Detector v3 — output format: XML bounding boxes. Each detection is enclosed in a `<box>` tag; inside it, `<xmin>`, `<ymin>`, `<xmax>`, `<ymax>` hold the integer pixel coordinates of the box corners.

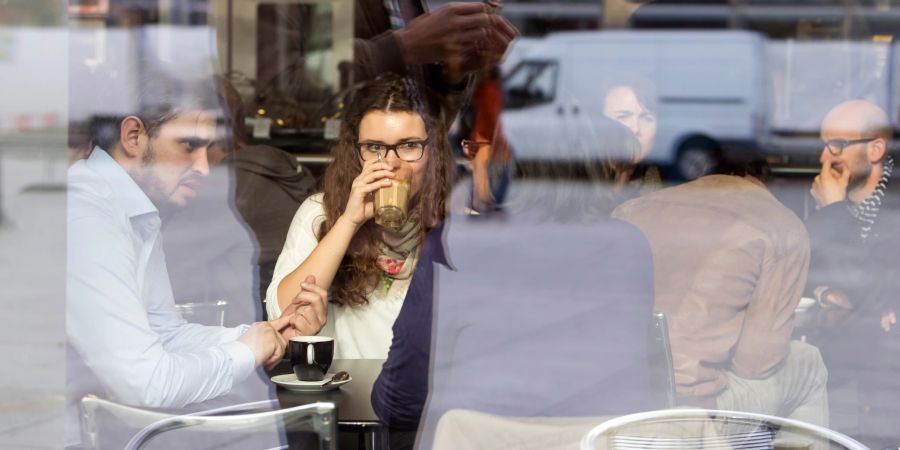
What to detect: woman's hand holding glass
<box><xmin>343</xmin><ymin>160</ymin><xmax>396</xmax><ymax>227</ymax></box>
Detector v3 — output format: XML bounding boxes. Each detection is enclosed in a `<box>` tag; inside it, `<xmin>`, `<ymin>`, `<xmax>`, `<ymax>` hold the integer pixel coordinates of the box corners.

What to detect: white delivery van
<box><xmin>501</xmin><ymin>30</ymin><xmax>770</xmax><ymax>179</ymax></box>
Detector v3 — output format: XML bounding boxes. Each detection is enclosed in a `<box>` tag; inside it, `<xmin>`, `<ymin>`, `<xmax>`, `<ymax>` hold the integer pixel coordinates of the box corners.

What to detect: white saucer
<box><xmin>271</xmin><ymin>372</ymin><xmax>351</xmax><ymax>393</ymax></box>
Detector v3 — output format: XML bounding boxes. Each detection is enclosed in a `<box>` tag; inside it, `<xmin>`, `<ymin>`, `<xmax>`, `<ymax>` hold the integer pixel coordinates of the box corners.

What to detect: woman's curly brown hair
<box><xmin>319</xmin><ymin>74</ymin><xmax>453</xmax><ymax>307</ymax></box>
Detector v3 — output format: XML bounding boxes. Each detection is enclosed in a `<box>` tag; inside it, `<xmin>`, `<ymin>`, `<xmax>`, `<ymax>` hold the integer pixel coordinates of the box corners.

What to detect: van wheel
<box><xmin>676</xmin><ymin>142</ymin><xmax>718</xmax><ymax>180</ymax></box>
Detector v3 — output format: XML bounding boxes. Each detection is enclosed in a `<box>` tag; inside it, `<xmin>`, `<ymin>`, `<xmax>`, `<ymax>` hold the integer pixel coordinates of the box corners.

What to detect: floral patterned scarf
<box><xmin>375</xmin><ymin>216</ymin><xmax>422</xmax><ymax>282</ymax></box>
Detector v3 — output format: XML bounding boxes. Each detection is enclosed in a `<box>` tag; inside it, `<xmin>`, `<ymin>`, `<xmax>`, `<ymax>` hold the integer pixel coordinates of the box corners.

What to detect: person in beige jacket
<box><xmin>612</xmin><ymin>173</ymin><xmax>829</xmax><ymax>426</ymax></box>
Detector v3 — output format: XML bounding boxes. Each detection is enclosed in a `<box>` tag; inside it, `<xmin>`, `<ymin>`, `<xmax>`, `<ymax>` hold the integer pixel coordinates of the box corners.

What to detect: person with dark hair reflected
<box><xmin>602</xmin><ymin>77</ymin><xmax>657</xmax><ymax>162</ymax></box>
<box><xmin>398</xmin><ymin>118</ymin><xmax>660</xmax><ymax>448</ymax></box>
<box><xmin>601</xmin><ymin>75</ymin><xmax>664</xmax><ymax>194</ymax></box>
<box><xmin>161</xmin><ymin>75</ymin><xmax>267</xmax><ymax>329</ymax></box>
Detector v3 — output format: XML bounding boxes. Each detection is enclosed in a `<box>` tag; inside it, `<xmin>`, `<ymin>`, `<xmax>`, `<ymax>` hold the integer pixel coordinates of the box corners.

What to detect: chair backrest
<box><xmin>174</xmin><ymin>299</ymin><xmax>228</xmax><ymax>326</ymax></box>
<box><xmin>646</xmin><ymin>312</ymin><xmax>677</xmax><ymax>408</ymax></box>
<box><xmin>80</xmin><ymin>396</ymin><xmax>337</xmax><ymax>450</ymax></box>
<box><xmin>80</xmin><ymin>395</ymin><xmax>174</xmax><ymax>450</ymax></box>
<box><xmin>127</xmin><ymin>400</ymin><xmax>336</xmax><ymax>450</ymax></box>
<box><xmin>580</xmin><ymin>409</ymin><xmax>869</xmax><ymax>450</ymax></box>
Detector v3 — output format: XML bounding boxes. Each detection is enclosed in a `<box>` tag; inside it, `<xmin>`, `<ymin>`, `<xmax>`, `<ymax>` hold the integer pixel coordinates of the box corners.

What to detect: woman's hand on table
<box><xmin>278</xmin><ymin>275</ymin><xmax>328</xmax><ymax>339</ymax></box>
<box><xmin>343</xmin><ymin>160</ymin><xmax>395</xmax><ymax>227</ymax></box>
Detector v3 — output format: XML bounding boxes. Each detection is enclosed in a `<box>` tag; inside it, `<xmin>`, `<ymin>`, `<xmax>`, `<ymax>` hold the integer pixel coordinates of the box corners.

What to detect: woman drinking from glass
<box><xmin>265</xmin><ymin>75</ymin><xmax>453</xmax><ymax>359</ymax></box>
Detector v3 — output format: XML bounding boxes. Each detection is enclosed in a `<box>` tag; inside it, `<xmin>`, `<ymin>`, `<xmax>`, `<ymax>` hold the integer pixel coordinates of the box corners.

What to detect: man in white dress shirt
<box><xmin>66</xmin><ymin>78</ymin><xmax>327</xmax><ymax>447</ymax></box>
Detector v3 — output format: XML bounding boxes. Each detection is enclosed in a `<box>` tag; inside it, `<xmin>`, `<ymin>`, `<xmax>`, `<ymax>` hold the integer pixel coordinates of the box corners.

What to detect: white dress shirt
<box><xmin>66</xmin><ymin>149</ymin><xmax>256</xmax><ymax>445</ymax></box>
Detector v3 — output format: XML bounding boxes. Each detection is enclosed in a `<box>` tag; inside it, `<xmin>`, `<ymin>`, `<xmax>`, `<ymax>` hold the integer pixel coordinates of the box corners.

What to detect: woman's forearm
<box><xmin>276</xmin><ymin>215</ymin><xmax>360</xmax><ymax>313</ymax></box>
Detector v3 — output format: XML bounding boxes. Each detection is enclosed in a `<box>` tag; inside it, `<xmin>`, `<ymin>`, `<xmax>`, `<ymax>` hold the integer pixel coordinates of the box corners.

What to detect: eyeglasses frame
<box><xmin>824</xmin><ymin>137</ymin><xmax>878</xmax><ymax>156</ymax></box>
<box><xmin>356</xmin><ymin>139</ymin><xmax>429</xmax><ymax>162</ymax></box>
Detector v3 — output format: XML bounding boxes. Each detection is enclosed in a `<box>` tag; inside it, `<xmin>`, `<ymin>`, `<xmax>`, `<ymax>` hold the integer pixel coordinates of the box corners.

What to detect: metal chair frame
<box><xmin>648</xmin><ymin>312</ymin><xmax>677</xmax><ymax>408</ymax></box>
<box><xmin>581</xmin><ymin>408</ymin><xmax>868</xmax><ymax>450</ymax></box>
<box><xmin>80</xmin><ymin>396</ymin><xmax>337</xmax><ymax>450</ymax></box>
<box><xmin>80</xmin><ymin>395</ymin><xmax>172</xmax><ymax>450</ymax></box>
<box><xmin>174</xmin><ymin>299</ymin><xmax>228</xmax><ymax>326</ymax></box>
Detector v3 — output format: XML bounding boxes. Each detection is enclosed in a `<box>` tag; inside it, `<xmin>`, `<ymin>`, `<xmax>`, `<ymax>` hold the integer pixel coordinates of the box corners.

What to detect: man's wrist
<box><xmin>821</xmin><ymin>194</ymin><xmax>846</xmax><ymax>207</ymax></box>
<box><xmin>223</xmin><ymin>340</ymin><xmax>258</xmax><ymax>378</ymax></box>
<box><xmin>815</xmin><ymin>193</ymin><xmax>846</xmax><ymax>209</ymax></box>
<box><xmin>393</xmin><ymin>29</ymin><xmax>418</xmax><ymax>66</ymax></box>
<box><xmin>235</xmin><ymin>323</ymin><xmax>251</xmax><ymax>338</ymax></box>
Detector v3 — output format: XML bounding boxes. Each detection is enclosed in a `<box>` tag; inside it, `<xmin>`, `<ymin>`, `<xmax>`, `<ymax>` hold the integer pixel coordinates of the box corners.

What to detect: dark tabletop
<box><xmin>270</xmin><ymin>359</ymin><xmax>386</xmax><ymax>427</ymax></box>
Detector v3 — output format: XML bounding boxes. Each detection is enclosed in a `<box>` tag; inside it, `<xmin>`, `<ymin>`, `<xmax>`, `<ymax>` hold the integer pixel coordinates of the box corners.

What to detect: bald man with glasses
<box><xmin>805</xmin><ymin>99</ymin><xmax>900</xmax><ymax>448</ymax></box>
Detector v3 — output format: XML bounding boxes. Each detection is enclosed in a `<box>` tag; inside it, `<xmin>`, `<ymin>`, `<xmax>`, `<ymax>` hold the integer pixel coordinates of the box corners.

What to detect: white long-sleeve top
<box><xmin>265</xmin><ymin>193</ymin><xmax>410</xmax><ymax>359</ymax></box>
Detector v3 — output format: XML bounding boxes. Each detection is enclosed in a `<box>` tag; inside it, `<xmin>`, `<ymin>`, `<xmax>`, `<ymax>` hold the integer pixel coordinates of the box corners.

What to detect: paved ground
<box><xmin>0</xmin><ymin>135</ymin><xmax>67</xmax><ymax>449</ymax></box>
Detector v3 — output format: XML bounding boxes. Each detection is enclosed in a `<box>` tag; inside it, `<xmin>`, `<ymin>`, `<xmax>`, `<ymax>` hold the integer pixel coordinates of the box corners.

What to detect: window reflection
<box><xmin>4</xmin><ymin>0</ymin><xmax>900</xmax><ymax>448</ymax></box>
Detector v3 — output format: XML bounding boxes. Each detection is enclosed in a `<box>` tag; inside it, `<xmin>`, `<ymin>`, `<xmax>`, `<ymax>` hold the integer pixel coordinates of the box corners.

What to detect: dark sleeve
<box><xmin>352</xmin><ymin>0</ymin><xmax>407</xmax><ymax>82</ymax></box>
<box><xmin>805</xmin><ymin>201</ymin><xmax>855</xmax><ymax>252</ymax></box>
<box><xmin>804</xmin><ymin>201</ymin><xmax>858</xmax><ymax>295</ymax></box>
<box><xmin>428</xmin><ymin>65</ymin><xmax>473</xmax><ymax>129</ymax></box>
<box><xmin>370</xmin><ymin>230</ymin><xmax>440</xmax><ymax>430</ymax></box>
<box><xmin>353</xmin><ymin>34</ymin><xmax>470</xmax><ymax>129</ymax></box>
<box><xmin>353</xmin><ymin>31</ymin><xmax>408</xmax><ymax>82</ymax></box>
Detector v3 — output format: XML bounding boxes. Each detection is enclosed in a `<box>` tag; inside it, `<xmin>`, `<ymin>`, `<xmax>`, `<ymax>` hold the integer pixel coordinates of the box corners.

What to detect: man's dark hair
<box><xmin>91</xmin><ymin>70</ymin><xmax>222</xmax><ymax>152</ymax></box>
<box><xmin>713</xmin><ymin>158</ymin><xmax>772</xmax><ymax>183</ymax></box>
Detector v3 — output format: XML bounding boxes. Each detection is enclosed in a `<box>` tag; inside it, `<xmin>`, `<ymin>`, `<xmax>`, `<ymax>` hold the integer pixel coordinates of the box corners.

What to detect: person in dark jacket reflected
<box><xmin>373</xmin><ymin>118</ymin><xmax>661</xmax><ymax>449</ymax></box>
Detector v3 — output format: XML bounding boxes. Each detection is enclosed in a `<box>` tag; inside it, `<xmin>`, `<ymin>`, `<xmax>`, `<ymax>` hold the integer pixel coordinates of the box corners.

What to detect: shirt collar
<box><xmin>86</xmin><ymin>147</ymin><xmax>158</xmax><ymax>219</ymax></box>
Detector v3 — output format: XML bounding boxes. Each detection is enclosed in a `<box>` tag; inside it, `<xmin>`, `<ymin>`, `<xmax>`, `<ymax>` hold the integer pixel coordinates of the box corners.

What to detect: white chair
<box><xmin>581</xmin><ymin>409</ymin><xmax>869</xmax><ymax>450</ymax></box>
<box><xmin>174</xmin><ymin>299</ymin><xmax>228</xmax><ymax>326</ymax></box>
<box><xmin>80</xmin><ymin>395</ymin><xmax>172</xmax><ymax>449</ymax></box>
<box><xmin>80</xmin><ymin>395</ymin><xmax>337</xmax><ymax>450</ymax></box>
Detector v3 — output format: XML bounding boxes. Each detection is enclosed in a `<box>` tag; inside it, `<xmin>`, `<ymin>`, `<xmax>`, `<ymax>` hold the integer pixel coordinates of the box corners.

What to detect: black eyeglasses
<box><xmin>357</xmin><ymin>140</ymin><xmax>428</xmax><ymax>162</ymax></box>
<box><xmin>824</xmin><ymin>137</ymin><xmax>877</xmax><ymax>156</ymax></box>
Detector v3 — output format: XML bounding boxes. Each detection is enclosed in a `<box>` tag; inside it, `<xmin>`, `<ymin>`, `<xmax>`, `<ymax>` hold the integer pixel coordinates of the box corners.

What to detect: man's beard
<box><xmin>129</xmin><ymin>141</ymin><xmax>173</xmax><ymax>213</ymax></box>
<box><xmin>142</xmin><ymin>140</ymin><xmax>155</xmax><ymax>166</ymax></box>
<box><xmin>847</xmin><ymin>152</ymin><xmax>873</xmax><ymax>194</ymax></box>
